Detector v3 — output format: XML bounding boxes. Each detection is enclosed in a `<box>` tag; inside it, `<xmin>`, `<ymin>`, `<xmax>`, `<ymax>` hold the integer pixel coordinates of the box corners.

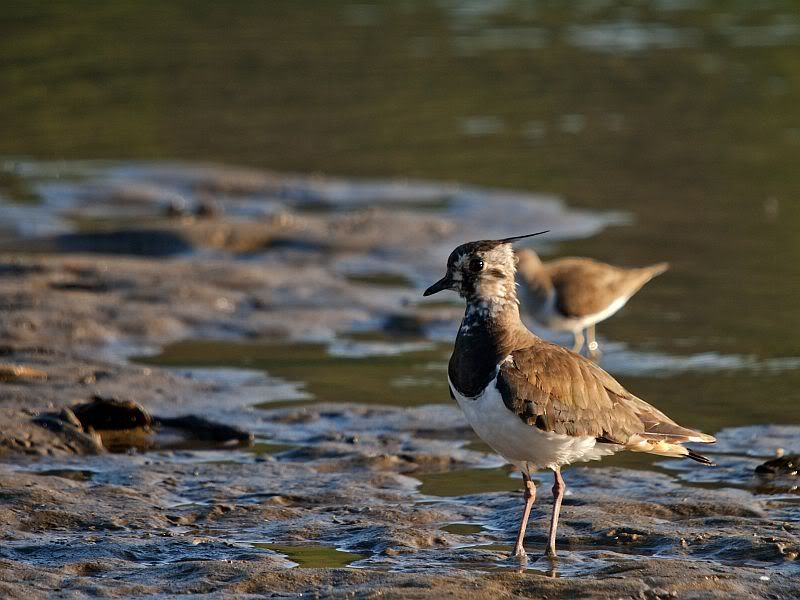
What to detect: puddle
<box><xmin>141</xmin><ymin>339</ymin><xmax>451</xmax><ymax>409</ymax></box>
<box><xmin>417</xmin><ymin>467</ymin><xmax>522</xmax><ymax>497</ymax></box>
<box><xmin>97</xmin><ymin>426</ymin><xmax>253</xmax><ymax>454</ymax></box>
<box><xmin>247</xmin><ymin>441</ymin><xmax>298</xmax><ymax>456</ymax></box>
<box><xmin>252</xmin><ymin>543</ymin><xmax>365</xmax><ymax>568</ymax></box>
<box><xmin>441</xmin><ymin>523</ymin><xmax>484</xmax><ymax>535</ymax></box>
<box><xmin>463</xmin><ymin>439</ymin><xmax>493</xmax><ymax>454</ymax></box>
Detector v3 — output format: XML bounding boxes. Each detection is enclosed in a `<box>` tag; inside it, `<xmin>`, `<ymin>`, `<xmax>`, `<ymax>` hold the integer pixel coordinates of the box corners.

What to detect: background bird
<box><xmin>425</xmin><ymin>235</ymin><xmax>714</xmax><ymax>559</ymax></box>
<box><xmin>516</xmin><ymin>248</ymin><xmax>668</xmax><ymax>358</ymax></box>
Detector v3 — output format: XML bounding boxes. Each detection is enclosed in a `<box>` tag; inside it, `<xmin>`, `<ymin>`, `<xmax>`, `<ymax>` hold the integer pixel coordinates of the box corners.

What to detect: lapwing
<box><xmin>424</xmin><ymin>234</ymin><xmax>714</xmax><ymax>558</ymax></box>
<box><xmin>516</xmin><ymin>248</ymin><xmax>668</xmax><ymax>358</ymax></box>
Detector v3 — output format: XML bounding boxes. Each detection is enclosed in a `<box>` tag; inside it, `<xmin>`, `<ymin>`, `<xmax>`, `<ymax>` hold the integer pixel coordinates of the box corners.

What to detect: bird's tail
<box><xmin>625</xmin><ymin>435</ymin><xmax>716</xmax><ymax>466</ymax></box>
<box><xmin>631</xmin><ymin>262</ymin><xmax>669</xmax><ymax>288</ymax></box>
<box><xmin>644</xmin><ymin>262</ymin><xmax>670</xmax><ymax>278</ymax></box>
<box><xmin>686</xmin><ymin>447</ymin><xmax>715</xmax><ymax>465</ymax></box>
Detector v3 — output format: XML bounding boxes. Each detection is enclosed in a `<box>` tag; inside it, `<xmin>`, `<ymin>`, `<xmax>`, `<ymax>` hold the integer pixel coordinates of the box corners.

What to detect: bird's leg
<box><xmin>546</xmin><ymin>467</ymin><xmax>566</xmax><ymax>558</ymax></box>
<box><xmin>571</xmin><ymin>329</ymin><xmax>585</xmax><ymax>355</ymax></box>
<box><xmin>587</xmin><ymin>324</ymin><xmax>600</xmax><ymax>360</ymax></box>
<box><xmin>512</xmin><ymin>472</ymin><xmax>536</xmax><ymax>558</ymax></box>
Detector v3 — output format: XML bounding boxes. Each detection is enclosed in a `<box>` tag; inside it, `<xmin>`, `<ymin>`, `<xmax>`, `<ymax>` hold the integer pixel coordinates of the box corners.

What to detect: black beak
<box><xmin>423</xmin><ymin>275</ymin><xmax>453</xmax><ymax>296</ymax></box>
<box><xmin>497</xmin><ymin>230</ymin><xmax>550</xmax><ymax>244</ymax></box>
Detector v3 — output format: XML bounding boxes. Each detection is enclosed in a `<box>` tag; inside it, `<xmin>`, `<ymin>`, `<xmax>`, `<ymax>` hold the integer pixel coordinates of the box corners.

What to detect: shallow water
<box><xmin>251</xmin><ymin>544</ymin><xmax>366</xmax><ymax>568</ymax></box>
<box><xmin>140</xmin><ymin>339</ymin><xmax>451</xmax><ymax>409</ymax></box>
<box><xmin>142</xmin><ymin>331</ymin><xmax>800</xmax><ymax>435</ymax></box>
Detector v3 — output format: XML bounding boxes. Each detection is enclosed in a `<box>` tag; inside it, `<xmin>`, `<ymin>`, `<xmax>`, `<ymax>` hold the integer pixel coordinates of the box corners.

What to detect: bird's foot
<box><xmin>510</xmin><ymin>547</ymin><xmax>528</xmax><ymax>570</ymax></box>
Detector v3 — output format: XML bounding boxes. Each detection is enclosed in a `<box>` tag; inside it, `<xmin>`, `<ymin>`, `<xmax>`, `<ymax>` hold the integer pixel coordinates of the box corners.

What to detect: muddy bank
<box><xmin>0</xmin><ymin>162</ymin><xmax>798</xmax><ymax>598</ymax></box>
<box><xmin>1</xmin><ymin>416</ymin><xmax>798</xmax><ymax>597</ymax></box>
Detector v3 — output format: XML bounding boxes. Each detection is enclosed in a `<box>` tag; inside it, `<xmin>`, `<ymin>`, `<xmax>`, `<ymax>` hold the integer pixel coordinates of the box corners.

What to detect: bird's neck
<box><xmin>449</xmin><ymin>290</ymin><xmax>535</xmax><ymax>397</ymax></box>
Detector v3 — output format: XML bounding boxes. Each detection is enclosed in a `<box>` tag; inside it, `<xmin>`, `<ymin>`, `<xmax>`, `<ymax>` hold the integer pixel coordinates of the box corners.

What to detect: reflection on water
<box><xmin>252</xmin><ymin>543</ymin><xmax>365</xmax><ymax>568</ymax></box>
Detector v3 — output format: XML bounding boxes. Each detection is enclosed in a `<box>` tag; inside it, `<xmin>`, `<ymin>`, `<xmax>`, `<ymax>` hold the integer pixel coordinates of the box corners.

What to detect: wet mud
<box><xmin>0</xmin><ymin>161</ymin><xmax>798</xmax><ymax>598</ymax></box>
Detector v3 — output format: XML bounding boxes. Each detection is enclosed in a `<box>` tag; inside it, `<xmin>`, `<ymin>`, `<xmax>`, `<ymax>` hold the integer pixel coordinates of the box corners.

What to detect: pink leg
<box><xmin>546</xmin><ymin>467</ymin><xmax>565</xmax><ymax>558</ymax></box>
<box><xmin>571</xmin><ymin>329</ymin><xmax>585</xmax><ymax>354</ymax></box>
<box><xmin>512</xmin><ymin>472</ymin><xmax>536</xmax><ymax>558</ymax></box>
<box><xmin>587</xmin><ymin>324</ymin><xmax>601</xmax><ymax>360</ymax></box>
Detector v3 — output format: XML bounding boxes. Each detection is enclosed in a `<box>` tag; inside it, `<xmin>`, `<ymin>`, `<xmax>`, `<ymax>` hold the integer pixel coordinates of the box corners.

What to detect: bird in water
<box><xmin>424</xmin><ymin>234</ymin><xmax>714</xmax><ymax>558</ymax></box>
<box><xmin>516</xmin><ymin>248</ymin><xmax>668</xmax><ymax>358</ymax></box>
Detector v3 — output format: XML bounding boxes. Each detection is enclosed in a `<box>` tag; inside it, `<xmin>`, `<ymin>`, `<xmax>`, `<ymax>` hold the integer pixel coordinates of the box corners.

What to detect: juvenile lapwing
<box><xmin>424</xmin><ymin>234</ymin><xmax>714</xmax><ymax>558</ymax></box>
<box><xmin>516</xmin><ymin>248</ymin><xmax>668</xmax><ymax>358</ymax></box>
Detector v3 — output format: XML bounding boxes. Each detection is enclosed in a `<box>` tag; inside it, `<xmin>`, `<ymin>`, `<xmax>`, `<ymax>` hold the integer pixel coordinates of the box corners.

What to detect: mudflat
<box><xmin>0</xmin><ymin>162</ymin><xmax>797</xmax><ymax>598</ymax></box>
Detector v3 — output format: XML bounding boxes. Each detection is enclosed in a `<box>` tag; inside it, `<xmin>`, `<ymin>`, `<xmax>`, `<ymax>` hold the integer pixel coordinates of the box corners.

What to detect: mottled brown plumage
<box><xmin>551</xmin><ymin>258</ymin><xmax>667</xmax><ymax>317</ymax></box>
<box><xmin>424</xmin><ymin>236</ymin><xmax>714</xmax><ymax>559</ymax></box>
<box><xmin>516</xmin><ymin>249</ymin><xmax>668</xmax><ymax>356</ymax></box>
<box><xmin>498</xmin><ymin>340</ymin><xmax>715</xmax><ymax>449</ymax></box>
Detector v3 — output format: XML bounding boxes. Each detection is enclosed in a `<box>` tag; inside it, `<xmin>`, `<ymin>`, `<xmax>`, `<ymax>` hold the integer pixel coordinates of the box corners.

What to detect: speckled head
<box><xmin>423</xmin><ymin>232</ymin><xmax>548</xmax><ymax>303</ymax></box>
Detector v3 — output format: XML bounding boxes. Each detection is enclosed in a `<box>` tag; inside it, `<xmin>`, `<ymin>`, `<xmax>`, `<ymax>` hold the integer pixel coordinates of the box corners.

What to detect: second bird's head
<box><xmin>423</xmin><ymin>232</ymin><xmax>548</xmax><ymax>302</ymax></box>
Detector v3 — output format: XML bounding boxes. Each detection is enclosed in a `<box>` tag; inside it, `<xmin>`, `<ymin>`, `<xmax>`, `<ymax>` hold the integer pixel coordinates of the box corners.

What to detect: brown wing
<box><xmin>497</xmin><ymin>341</ymin><xmax>715</xmax><ymax>449</ymax></box>
<box><xmin>497</xmin><ymin>341</ymin><xmax>642</xmax><ymax>441</ymax></box>
<box><xmin>547</xmin><ymin>258</ymin><xmax>667</xmax><ymax>318</ymax></box>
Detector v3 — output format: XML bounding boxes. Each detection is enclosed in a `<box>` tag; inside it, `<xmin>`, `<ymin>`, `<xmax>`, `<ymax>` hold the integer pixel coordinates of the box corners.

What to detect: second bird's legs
<box><xmin>571</xmin><ymin>329</ymin><xmax>584</xmax><ymax>354</ymax></box>
<box><xmin>586</xmin><ymin>324</ymin><xmax>600</xmax><ymax>359</ymax></box>
<box><xmin>546</xmin><ymin>467</ymin><xmax>566</xmax><ymax>558</ymax></box>
<box><xmin>513</xmin><ymin>472</ymin><xmax>536</xmax><ymax>558</ymax></box>
<box><xmin>573</xmin><ymin>326</ymin><xmax>600</xmax><ymax>359</ymax></box>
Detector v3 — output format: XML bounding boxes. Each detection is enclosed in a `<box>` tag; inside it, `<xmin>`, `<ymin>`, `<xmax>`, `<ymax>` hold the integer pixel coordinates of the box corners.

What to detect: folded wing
<box><xmin>497</xmin><ymin>341</ymin><xmax>715</xmax><ymax>462</ymax></box>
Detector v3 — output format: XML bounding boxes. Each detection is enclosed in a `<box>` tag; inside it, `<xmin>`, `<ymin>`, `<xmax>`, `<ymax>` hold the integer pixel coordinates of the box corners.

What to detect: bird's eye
<box><xmin>469</xmin><ymin>258</ymin><xmax>484</xmax><ymax>272</ymax></box>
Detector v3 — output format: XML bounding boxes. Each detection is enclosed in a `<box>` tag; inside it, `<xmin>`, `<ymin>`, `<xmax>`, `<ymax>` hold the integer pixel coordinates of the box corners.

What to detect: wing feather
<box><xmin>497</xmin><ymin>341</ymin><xmax>715</xmax><ymax>449</ymax></box>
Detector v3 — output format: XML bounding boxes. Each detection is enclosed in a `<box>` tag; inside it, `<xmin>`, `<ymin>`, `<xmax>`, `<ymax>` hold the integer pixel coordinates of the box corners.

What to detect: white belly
<box><xmin>449</xmin><ymin>372</ymin><xmax>618</xmax><ymax>471</ymax></box>
<box><xmin>534</xmin><ymin>292</ymin><xmax>630</xmax><ymax>333</ymax></box>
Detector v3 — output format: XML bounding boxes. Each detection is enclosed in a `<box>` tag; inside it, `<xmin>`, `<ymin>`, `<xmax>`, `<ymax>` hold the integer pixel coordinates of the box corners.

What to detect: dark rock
<box><xmin>155</xmin><ymin>415</ymin><xmax>253</xmax><ymax>445</ymax></box>
<box><xmin>756</xmin><ymin>454</ymin><xmax>800</xmax><ymax>476</ymax></box>
<box><xmin>71</xmin><ymin>396</ymin><xmax>153</xmax><ymax>431</ymax></box>
<box><xmin>194</xmin><ymin>200</ymin><xmax>222</xmax><ymax>218</ymax></box>
<box><xmin>32</xmin><ymin>414</ymin><xmax>105</xmax><ymax>454</ymax></box>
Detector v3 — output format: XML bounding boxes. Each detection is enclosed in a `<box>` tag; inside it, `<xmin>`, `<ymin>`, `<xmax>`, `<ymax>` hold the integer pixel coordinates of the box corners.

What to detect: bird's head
<box><xmin>515</xmin><ymin>247</ymin><xmax>544</xmax><ymax>277</ymax></box>
<box><xmin>423</xmin><ymin>232</ymin><xmax>548</xmax><ymax>303</ymax></box>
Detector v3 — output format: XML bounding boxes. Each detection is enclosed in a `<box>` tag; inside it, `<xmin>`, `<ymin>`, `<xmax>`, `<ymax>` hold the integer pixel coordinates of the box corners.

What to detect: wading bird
<box><xmin>516</xmin><ymin>248</ymin><xmax>668</xmax><ymax>358</ymax></box>
<box><xmin>424</xmin><ymin>234</ymin><xmax>714</xmax><ymax>558</ymax></box>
